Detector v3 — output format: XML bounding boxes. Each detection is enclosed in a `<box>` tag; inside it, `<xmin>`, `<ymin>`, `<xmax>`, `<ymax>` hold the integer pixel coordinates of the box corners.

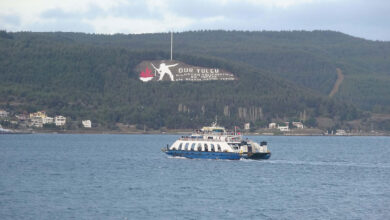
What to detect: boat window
<box><xmin>178</xmin><ymin>143</ymin><xmax>183</xmax><ymax>150</ymax></box>
<box><xmin>204</xmin><ymin>144</ymin><xmax>208</xmax><ymax>152</ymax></box>
<box><xmin>185</xmin><ymin>143</ymin><xmax>189</xmax><ymax>151</ymax></box>
<box><xmin>228</xmin><ymin>144</ymin><xmax>238</xmax><ymax>150</ymax></box>
<box><xmin>217</xmin><ymin>144</ymin><xmax>221</xmax><ymax>152</ymax></box>
<box><xmin>211</xmin><ymin>144</ymin><xmax>215</xmax><ymax>152</ymax></box>
<box><xmin>197</xmin><ymin>143</ymin><xmax>202</xmax><ymax>151</ymax></box>
<box><xmin>191</xmin><ymin>143</ymin><xmax>196</xmax><ymax>151</ymax></box>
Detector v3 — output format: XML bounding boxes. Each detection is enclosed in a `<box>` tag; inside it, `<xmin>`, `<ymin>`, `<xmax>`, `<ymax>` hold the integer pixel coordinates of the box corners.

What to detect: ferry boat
<box><xmin>162</xmin><ymin>123</ymin><xmax>271</xmax><ymax>160</ymax></box>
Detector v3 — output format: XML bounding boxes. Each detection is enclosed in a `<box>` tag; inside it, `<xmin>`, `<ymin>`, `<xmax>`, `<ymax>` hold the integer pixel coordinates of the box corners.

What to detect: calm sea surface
<box><xmin>0</xmin><ymin>134</ymin><xmax>389</xmax><ymax>219</ymax></box>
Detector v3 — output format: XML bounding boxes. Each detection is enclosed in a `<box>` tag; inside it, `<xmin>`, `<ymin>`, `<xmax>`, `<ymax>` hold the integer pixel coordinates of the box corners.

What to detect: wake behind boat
<box><xmin>162</xmin><ymin>122</ymin><xmax>271</xmax><ymax>160</ymax></box>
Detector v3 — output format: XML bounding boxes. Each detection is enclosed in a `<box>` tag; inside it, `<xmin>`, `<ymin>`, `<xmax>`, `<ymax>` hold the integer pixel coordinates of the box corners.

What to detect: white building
<box><xmin>31</xmin><ymin>116</ymin><xmax>43</xmax><ymax>127</ymax></box>
<box><xmin>42</xmin><ymin>117</ymin><xmax>54</xmax><ymax>124</ymax></box>
<box><xmin>335</xmin><ymin>129</ymin><xmax>347</xmax><ymax>136</ymax></box>
<box><xmin>268</xmin><ymin>123</ymin><xmax>276</xmax><ymax>129</ymax></box>
<box><xmin>16</xmin><ymin>114</ymin><xmax>28</xmax><ymax>121</ymax></box>
<box><xmin>0</xmin><ymin>110</ymin><xmax>9</xmax><ymax>118</ymax></box>
<box><xmin>82</xmin><ymin>120</ymin><xmax>92</xmax><ymax>128</ymax></box>
<box><xmin>276</xmin><ymin>122</ymin><xmax>290</xmax><ymax>131</ymax></box>
<box><xmin>278</xmin><ymin>125</ymin><xmax>289</xmax><ymax>132</ymax></box>
<box><xmin>292</xmin><ymin>122</ymin><xmax>304</xmax><ymax>129</ymax></box>
<box><xmin>55</xmin><ymin>115</ymin><xmax>66</xmax><ymax>126</ymax></box>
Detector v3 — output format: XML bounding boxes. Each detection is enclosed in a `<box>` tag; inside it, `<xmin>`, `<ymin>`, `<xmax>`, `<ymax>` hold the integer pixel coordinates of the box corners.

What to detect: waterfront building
<box><xmin>82</xmin><ymin>120</ymin><xmax>92</xmax><ymax>128</ymax></box>
<box><xmin>31</xmin><ymin>116</ymin><xmax>43</xmax><ymax>127</ymax></box>
<box><xmin>55</xmin><ymin>116</ymin><xmax>66</xmax><ymax>126</ymax></box>
<box><xmin>42</xmin><ymin>117</ymin><xmax>54</xmax><ymax>124</ymax></box>
<box><xmin>29</xmin><ymin>111</ymin><xmax>47</xmax><ymax>119</ymax></box>
<box><xmin>292</xmin><ymin>122</ymin><xmax>304</xmax><ymax>129</ymax></box>
<box><xmin>278</xmin><ymin>125</ymin><xmax>289</xmax><ymax>132</ymax></box>
<box><xmin>335</xmin><ymin>129</ymin><xmax>347</xmax><ymax>135</ymax></box>
<box><xmin>0</xmin><ymin>110</ymin><xmax>9</xmax><ymax>118</ymax></box>
<box><xmin>268</xmin><ymin>123</ymin><xmax>276</xmax><ymax>129</ymax></box>
<box><xmin>16</xmin><ymin>114</ymin><xmax>29</xmax><ymax>121</ymax></box>
<box><xmin>277</xmin><ymin>122</ymin><xmax>290</xmax><ymax>131</ymax></box>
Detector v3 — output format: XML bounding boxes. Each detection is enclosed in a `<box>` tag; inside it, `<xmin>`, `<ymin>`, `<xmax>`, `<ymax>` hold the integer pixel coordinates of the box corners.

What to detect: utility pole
<box><xmin>170</xmin><ymin>32</ymin><xmax>173</xmax><ymax>60</ymax></box>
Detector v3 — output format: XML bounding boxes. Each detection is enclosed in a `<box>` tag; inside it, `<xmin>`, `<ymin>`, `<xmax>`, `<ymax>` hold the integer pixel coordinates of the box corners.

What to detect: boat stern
<box><xmin>248</xmin><ymin>152</ymin><xmax>271</xmax><ymax>160</ymax></box>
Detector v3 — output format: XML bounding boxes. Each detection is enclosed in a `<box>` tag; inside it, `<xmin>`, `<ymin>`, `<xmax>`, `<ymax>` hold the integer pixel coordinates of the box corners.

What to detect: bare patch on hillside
<box><xmin>329</xmin><ymin>68</ymin><xmax>344</xmax><ymax>98</ymax></box>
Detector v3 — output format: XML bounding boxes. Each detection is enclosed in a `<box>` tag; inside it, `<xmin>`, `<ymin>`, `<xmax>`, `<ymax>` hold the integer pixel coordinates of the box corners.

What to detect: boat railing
<box><xmin>179</xmin><ymin>136</ymin><xmax>243</xmax><ymax>143</ymax></box>
<box><xmin>193</xmin><ymin>130</ymin><xmax>242</xmax><ymax>135</ymax></box>
<box><xmin>179</xmin><ymin>137</ymin><xmax>223</xmax><ymax>142</ymax></box>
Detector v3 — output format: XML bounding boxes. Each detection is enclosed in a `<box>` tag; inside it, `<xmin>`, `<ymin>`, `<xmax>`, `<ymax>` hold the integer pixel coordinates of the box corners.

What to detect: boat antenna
<box><xmin>211</xmin><ymin>116</ymin><xmax>218</xmax><ymax>127</ymax></box>
<box><xmin>170</xmin><ymin>31</ymin><xmax>173</xmax><ymax>61</ymax></box>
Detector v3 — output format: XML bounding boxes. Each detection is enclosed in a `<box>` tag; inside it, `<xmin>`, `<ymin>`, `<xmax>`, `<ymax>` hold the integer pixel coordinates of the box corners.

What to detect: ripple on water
<box><xmin>0</xmin><ymin>134</ymin><xmax>389</xmax><ymax>220</ymax></box>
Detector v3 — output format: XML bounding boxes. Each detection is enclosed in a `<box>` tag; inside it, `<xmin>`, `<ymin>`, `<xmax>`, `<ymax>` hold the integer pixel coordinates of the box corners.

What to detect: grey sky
<box><xmin>0</xmin><ymin>0</ymin><xmax>389</xmax><ymax>41</ymax></box>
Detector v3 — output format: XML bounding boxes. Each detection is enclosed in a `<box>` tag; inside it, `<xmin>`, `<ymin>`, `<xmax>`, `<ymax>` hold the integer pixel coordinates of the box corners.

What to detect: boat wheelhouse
<box><xmin>162</xmin><ymin>123</ymin><xmax>271</xmax><ymax>160</ymax></box>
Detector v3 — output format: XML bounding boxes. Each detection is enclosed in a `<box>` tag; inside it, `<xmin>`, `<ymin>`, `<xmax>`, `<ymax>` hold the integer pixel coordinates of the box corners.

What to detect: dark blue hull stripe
<box><xmin>165</xmin><ymin>150</ymin><xmax>270</xmax><ymax>160</ymax></box>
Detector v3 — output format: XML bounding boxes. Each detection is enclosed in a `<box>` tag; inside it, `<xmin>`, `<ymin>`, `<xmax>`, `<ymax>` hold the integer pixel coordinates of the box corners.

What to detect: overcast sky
<box><xmin>1</xmin><ymin>0</ymin><xmax>389</xmax><ymax>41</ymax></box>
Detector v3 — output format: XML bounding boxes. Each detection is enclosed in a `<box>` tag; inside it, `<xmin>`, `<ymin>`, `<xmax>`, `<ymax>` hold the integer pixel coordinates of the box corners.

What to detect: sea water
<box><xmin>0</xmin><ymin>134</ymin><xmax>389</xmax><ymax>219</ymax></box>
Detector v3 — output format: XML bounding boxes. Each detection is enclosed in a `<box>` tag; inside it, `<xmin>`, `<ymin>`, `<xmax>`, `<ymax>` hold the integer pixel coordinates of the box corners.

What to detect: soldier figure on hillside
<box><xmin>151</xmin><ymin>62</ymin><xmax>178</xmax><ymax>81</ymax></box>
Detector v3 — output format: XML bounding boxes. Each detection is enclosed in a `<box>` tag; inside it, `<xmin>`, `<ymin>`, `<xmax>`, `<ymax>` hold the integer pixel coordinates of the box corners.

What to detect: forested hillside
<box><xmin>13</xmin><ymin>30</ymin><xmax>387</xmax><ymax>112</ymax></box>
<box><xmin>1</xmin><ymin>30</ymin><xmax>388</xmax><ymax>130</ymax></box>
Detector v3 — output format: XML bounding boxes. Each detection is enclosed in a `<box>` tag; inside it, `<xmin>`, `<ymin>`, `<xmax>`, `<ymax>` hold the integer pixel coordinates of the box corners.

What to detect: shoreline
<box><xmin>3</xmin><ymin>129</ymin><xmax>389</xmax><ymax>136</ymax></box>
